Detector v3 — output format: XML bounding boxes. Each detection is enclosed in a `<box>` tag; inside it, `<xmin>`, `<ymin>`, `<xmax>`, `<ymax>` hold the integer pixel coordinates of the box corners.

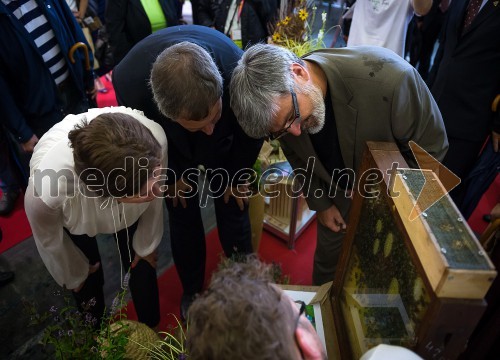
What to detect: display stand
<box><xmin>260</xmin><ymin>161</ymin><xmax>316</xmax><ymax>249</ymax></box>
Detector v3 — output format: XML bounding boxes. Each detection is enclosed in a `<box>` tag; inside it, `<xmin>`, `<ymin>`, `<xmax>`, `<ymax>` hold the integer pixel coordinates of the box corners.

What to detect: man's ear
<box><xmin>291</xmin><ymin>63</ymin><xmax>310</xmax><ymax>83</ymax></box>
<box><xmin>295</xmin><ymin>326</ymin><xmax>324</xmax><ymax>360</ymax></box>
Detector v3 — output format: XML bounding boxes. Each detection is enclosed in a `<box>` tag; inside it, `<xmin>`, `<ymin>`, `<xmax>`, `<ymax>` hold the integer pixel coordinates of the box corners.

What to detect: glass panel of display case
<box><xmin>338</xmin><ymin>183</ymin><xmax>431</xmax><ymax>358</ymax></box>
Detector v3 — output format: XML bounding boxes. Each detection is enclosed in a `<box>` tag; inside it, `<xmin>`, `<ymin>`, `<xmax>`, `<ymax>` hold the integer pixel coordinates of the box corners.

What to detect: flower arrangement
<box><xmin>270</xmin><ymin>0</ymin><xmax>332</xmax><ymax>57</ymax></box>
<box><xmin>23</xmin><ymin>273</ymin><xmax>134</xmax><ymax>359</ymax></box>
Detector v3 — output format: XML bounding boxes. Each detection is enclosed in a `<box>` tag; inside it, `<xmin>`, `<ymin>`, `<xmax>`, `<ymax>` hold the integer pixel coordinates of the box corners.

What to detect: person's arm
<box><xmin>24</xmin><ymin>182</ymin><xmax>90</xmax><ymax>290</ymax></box>
<box><xmin>252</xmin><ymin>0</ymin><xmax>276</xmax><ymax>36</ymax></box>
<box><xmin>279</xmin><ymin>141</ymin><xmax>347</xmax><ymax>233</ymax></box>
<box><xmin>411</xmin><ymin>0</ymin><xmax>432</xmax><ymax>16</ymax></box>
<box><xmin>197</xmin><ymin>0</ymin><xmax>215</xmax><ymax>27</ymax></box>
<box><xmin>391</xmin><ymin>66</ymin><xmax>449</xmax><ymax>164</ymax></box>
<box><xmin>0</xmin><ymin>74</ymin><xmax>36</xmax><ymax>150</ymax></box>
<box><xmin>106</xmin><ymin>0</ymin><xmax>133</xmax><ymax>64</ymax></box>
<box><xmin>78</xmin><ymin>0</ymin><xmax>88</xmax><ymax>20</ymax></box>
<box><xmin>225</xmin><ymin>120</ymin><xmax>263</xmax><ymax>187</ymax></box>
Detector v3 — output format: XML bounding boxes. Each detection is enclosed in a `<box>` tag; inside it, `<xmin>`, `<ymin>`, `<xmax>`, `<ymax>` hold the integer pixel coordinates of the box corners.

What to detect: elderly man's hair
<box><xmin>150</xmin><ymin>42</ymin><xmax>223</xmax><ymax>121</ymax></box>
<box><xmin>187</xmin><ymin>256</ymin><xmax>298</xmax><ymax>359</ymax></box>
<box><xmin>230</xmin><ymin>44</ymin><xmax>304</xmax><ymax>138</ymax></box>
<box><xmin>68</xmin><ymin>113</ymin><xmax>162</xmax><ymax>198</ymax></box>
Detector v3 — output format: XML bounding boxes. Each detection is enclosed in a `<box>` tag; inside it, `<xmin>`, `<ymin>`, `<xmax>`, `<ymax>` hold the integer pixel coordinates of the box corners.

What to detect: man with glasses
<box><xmin>112</xmin><ymin>25</ymin><xmax>263</xmax><ymax>320</ymax></box>
<box><xmin>230</xmin><ymin>44</ymin><xmax>448</xmax><ymax>286</ymax></box>
<box><xmin>187</xmin><ymin>257</ymin><xmax>328</xmax><ymax>360</ymax></box>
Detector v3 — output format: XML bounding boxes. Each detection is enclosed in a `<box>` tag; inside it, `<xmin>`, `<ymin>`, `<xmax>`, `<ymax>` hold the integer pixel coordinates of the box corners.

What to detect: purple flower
<box><xmin>123</xmin><ymin>273</ymin><xmax>130</xmax><ymax>288</ymax></box>
<box><xmin>57</xmin><ymin>330</ymin><xmax>64</xmax><ymax>338</ymax></box>
<box><xmin>111</xmin><ymin>296</ymin><xmax>120</xmax><ymax>313</ymax></box>
<box><xmin>67</xmin><ymin>330</ymin><xmax>74</xmax><ymax>336</ymax></box>
<box><xmin>88</xmin><ymin>298</ymin><xmax>97</xmax><ymax>307</ymax></box>
<box><xmin>54</xmin><ymin>316</ymin><xmax>60</xmax><ymax>322</ymax></box>
<box><xmin>85</xmin><ymin>313</ymin><xmax>93</xmax><ymax>323</ymax></box>
<box><xmin>49</xmin><ymin>306</ymin><xmax>58</xmax><ymax>313</ymax></box>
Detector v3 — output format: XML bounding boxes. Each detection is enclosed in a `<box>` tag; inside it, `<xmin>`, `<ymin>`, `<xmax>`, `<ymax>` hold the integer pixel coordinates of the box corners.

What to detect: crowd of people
<box><xmin>1</xmin><ymin>0</ymin><xmax>498</xmax><ymax>358</ymax></box>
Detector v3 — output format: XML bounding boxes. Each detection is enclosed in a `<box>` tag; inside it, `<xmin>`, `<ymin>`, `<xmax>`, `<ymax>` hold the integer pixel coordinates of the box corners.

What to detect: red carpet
<box><xmin>95</xmin><ymin>73</ymin><xmax>118</xmax><ymax>108</ymax></box>
<box><xmin>0</xmin><ymin>191</ymin><xmax>32</xmax><ymax>254</ymax></box>
<box><xmin>125</xmin><ymin>222</ymin><xmax>317</xmax><ymax>331</ymax></box>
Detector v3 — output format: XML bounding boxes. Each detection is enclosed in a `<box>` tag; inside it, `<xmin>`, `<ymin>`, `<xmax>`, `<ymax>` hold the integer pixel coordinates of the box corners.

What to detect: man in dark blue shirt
<box><xmin>113</xmin><ymin>25</ymin><xmax>263</xmax><ymax>319</ymax></box>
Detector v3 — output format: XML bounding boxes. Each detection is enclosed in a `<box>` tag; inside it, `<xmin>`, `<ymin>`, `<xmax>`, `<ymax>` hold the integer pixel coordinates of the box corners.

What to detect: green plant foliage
<box><xmin>271</xmin><ymin>0</ymin><xmax>335</xmax><ymax>57</ymax></box>
<box><xmin>133</xmin><ymin>315</ymin><xmax>188</xmax><ymax>360</ymax></box>
<box><xmin>23</xmin><ymin>273</ymin><xmax>132</xmax><ymax>359</ymax></box>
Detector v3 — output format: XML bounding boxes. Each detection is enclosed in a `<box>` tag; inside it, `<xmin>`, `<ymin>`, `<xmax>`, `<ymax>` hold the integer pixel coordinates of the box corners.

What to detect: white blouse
<box><xmin>24</xmin><ymin>107</ymin><xmax>168</xmax><ymax>290</ymax></box>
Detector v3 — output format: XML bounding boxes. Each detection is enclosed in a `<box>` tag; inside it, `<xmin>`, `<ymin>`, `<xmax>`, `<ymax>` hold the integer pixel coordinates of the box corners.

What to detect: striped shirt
<box><xmin>2</xmin><ymin>0</ymin><xmax>69</xmax><ymax>85</ymax></box>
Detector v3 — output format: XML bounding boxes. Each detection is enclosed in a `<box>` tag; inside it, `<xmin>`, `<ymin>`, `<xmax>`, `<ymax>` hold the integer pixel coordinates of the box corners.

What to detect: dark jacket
<box><xmin>106</xmin><ymin>0</ymin><xmax>179</xmax><ymax>65</ymax></box>
<box><xmin>112</xmin><ymin>25</ymin><xmax>263</xmax><ymax>180</ymax></box>
<box><xmin>428</xmin><ymin>0</ymin><xmax>500</xmax><ymax>141</ymax></box>
<box><xmin>198</xmin><ymin>0</ymin><xmax>278</xmax><ymax>48</ymax></box>
<box><xmin>0</xmin><ymin>0</ymin><xmax>94</xmax><ymax>144</ymax></box>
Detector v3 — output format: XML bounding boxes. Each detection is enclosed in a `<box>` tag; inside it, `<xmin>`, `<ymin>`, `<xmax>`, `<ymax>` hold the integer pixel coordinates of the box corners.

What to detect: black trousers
<box><xmin>67</xmin><ymin>221</ymin><xmax>160</xmax><ymax>328</ymax></box>
<box><xmin>166</xmin><ymin>175</ymin><xmax>252</xmax><ymax>296</ymax></box>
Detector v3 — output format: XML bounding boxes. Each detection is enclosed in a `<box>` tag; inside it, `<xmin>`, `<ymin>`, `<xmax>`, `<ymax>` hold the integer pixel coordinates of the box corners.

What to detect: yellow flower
<box><xmin>298</xmin><ymin>8</ymin><xmax>308</xmax><ymax>21</ymax></box>
<box><xmin>282</xmin><ymin>16</ymin><xmax>290</xmax><ymax>25</ymax></box>
<box><xmin>272</xmin><ymin>33</ymin><xmax>282</xmax><ymax>42</ymax></box>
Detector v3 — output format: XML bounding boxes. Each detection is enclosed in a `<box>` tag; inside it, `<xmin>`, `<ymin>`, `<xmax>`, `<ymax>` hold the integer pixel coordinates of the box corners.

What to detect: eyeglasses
<box><xmin>270</xmin><ymin>89</ymin><xmax>301</xmax><ymax>140</ymax></box>
<box><xmin>294</xmin><ymin>300</ymin><xmax>306</xmax><ymax>359</ymax></box>
<box><xmin>294</xmin><ymin>300</ymin><xmax>306</xmax><ymax>327</ymax></box>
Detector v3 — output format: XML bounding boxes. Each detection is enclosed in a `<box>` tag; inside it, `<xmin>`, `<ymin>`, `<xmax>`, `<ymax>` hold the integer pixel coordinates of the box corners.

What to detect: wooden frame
<box><xmin>330</xmin><ymin>142</ymin><xmax>496</xmax><ymax>359</ymax></box>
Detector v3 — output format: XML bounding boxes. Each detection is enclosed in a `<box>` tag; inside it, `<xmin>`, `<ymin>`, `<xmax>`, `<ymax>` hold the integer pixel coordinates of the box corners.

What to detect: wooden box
<box><xmin>262</xmin><ymin>161</ymin><xmax>316</xmax><ymax>248</ymax></box>
<box><xmin>330</xmin><ymin>142</ymin><xmax>497</xmax><ymax>360</ymax></box>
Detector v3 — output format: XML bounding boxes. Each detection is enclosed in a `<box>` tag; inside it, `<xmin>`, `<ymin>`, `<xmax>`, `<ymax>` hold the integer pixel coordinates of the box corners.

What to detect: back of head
<box><xmin>187</xmin><ymin>257</ymin><xmax>298</xmax><ymax>360</ymax></box>
<box><xmin>229</xmin><ymin>43</ymin><xmax>304</xmax><ymax>139</ymax></box>
<box><xmin>68</xmin><ymin>112</ymin><xmax>162</xmax><ymax>198</ymax></box>
<box><xmin>150</xmin><ymin>42</ymin><xmax>223</xmax><ymax>121</ymax></box>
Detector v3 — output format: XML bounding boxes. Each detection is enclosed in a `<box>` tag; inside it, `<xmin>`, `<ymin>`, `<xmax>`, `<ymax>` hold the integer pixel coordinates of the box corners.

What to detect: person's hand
<box><xmin>166</xmin><ymin>177</ymin><xmax>192</xmax><ymax>208</ymax></box>
<box><xmin>317</xmin><ymin>203</ymin><xmax>347</xmax><ymax>233</ymax></box>
<box><xmin>492</xmin><ymin>131</ymin><xmax>499</xmax><ymax>152</ymax></box>
<box><xmin>223</xmin><ymin>184</ymin><xmax>250</xmax><ymax>211</ymax></box>
<box><xmin>21</xmin><ymin>134</ymin><xmax>39</xmax><ymax>153</ymax></box>
<box><xmin>131</xmin><ymin>250</ymin><xmax>158</xmax><ymax>269</ymax></box>
<box><xmin>73</xmin><ymin>262</ymin><xmax>101</xmax><ymax>293</ymax></box>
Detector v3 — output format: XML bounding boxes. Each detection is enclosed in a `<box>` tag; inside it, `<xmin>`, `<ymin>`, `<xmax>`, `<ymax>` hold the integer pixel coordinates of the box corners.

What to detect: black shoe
<box><xmin>0</xmin><ymin>271</ymin><xmax>14</xmax><ymax>287</ymax></box>
<box><xmin>0</xmin><ymin>190</ymin><xmax>20</xmax><ymax>216</ymax></box>
<box><xmin>180</xmin><ymin>293</ymin><xmax>197</xmax><ymax>322</ymax></box>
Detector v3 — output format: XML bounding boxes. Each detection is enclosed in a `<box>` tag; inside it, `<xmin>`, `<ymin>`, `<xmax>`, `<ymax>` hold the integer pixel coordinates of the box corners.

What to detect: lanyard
<box><xmin>237</xmin><ymin>0</ymin><xmax>245</xmax><ymax>21</ymax></box>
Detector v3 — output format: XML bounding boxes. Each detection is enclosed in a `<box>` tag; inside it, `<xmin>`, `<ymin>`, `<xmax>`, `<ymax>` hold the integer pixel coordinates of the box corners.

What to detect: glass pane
<box><xmin>339</xmin><ymin>184</ymin><xmax>431</xmax><ymax>358</ymax></box>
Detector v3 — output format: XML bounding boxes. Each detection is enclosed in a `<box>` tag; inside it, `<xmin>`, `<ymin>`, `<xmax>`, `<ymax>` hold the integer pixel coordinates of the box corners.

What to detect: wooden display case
<box><xmin>329</xmin><ymin>142</ymin><xmax>497</xmax><ymax>360</ymax></box>
<box><xmin>261</xmin><ymin>161</ymin><xmax>316</xmax><ymax>248</ymax></box>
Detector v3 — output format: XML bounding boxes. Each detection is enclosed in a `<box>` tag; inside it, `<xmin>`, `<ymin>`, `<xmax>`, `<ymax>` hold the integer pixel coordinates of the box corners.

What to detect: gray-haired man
<box><xmin>230</xmin><ymin>44</ymin><xmax>448</xmax><ymax>285</ymax></box>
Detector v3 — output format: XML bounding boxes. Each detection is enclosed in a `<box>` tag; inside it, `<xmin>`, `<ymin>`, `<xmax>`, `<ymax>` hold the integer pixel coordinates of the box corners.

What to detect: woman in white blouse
<box><xmin>24</xmin><ymin>107</ymin><xmax>168</xmax><ymax>328</ymax></box>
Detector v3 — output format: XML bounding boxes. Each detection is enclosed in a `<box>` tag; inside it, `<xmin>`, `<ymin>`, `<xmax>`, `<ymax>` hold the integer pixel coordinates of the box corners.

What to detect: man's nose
<box><xmin>287</xmin><ymin>121</ymin><xmax>302</xmax><ymax>136</ymax></box>
<box><xmin>201</xmin><ymin>123</ymin><xmax>215</xmax><ymax>135</ymax></box>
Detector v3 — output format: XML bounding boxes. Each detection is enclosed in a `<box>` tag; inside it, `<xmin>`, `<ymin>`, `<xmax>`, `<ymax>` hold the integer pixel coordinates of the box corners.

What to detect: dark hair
<box><xmin>187</xmin><ymin>257</ymin><xmax>298</xmax><ymax>359</ymax></box>
<box><xmin>68</xmin><ymin>112</ymin><xmax>162</xmax><ymax>198</ymax></box>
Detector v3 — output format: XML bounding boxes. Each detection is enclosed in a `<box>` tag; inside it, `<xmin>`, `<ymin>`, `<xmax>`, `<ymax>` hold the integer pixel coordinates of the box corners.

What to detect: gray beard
<box><xmin>300</xmin><ymin>83</ymin><xmax>325</xmax><ymax>134</ymax></box>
